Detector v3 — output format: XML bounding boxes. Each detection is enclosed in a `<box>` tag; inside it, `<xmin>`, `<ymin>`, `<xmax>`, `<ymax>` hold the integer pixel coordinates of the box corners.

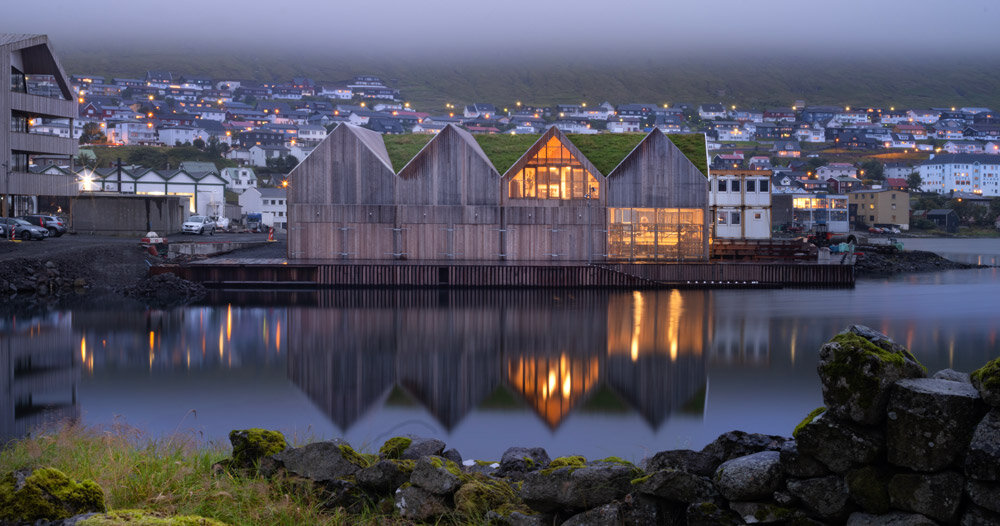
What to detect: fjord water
<box><xmin>3</xmin><ymin>267</ymin><xmax>999</xmax><ymax>461</ymax></box>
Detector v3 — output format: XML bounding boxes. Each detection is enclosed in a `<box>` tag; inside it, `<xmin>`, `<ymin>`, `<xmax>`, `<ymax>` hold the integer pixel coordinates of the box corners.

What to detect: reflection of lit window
<box><xmin>508</xmin><ymin>137</ymin><xmax>600</xmax><ymax>200</ymax></box>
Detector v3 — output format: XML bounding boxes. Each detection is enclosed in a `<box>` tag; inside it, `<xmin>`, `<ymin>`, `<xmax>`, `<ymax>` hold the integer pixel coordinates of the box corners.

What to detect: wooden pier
<box><xmin>163</xmin><ymin>258</ymin><xmax>855</xmax><ymax>289</ymax></box>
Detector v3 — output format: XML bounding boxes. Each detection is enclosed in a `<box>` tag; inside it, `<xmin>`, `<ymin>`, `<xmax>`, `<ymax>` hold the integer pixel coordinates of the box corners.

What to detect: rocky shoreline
<box><xmin>3</xmin><ymin>325</ymin><xmax>999</xmax><ymax>525</ymax></box>
<box><xmin>853</xmin><ymin>245</ymin><xmax>979</xmax><ymax>277</ymax></box>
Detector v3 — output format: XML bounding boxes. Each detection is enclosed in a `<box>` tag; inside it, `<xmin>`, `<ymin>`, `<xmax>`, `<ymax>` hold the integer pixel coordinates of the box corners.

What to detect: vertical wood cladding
<box><xmin>288</xmin><ymin>124</ymin><xmax>708</xmax><ymax>262</ymax></box>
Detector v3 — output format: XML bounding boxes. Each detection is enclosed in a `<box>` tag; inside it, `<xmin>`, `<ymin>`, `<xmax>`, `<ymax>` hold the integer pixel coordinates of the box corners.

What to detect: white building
<box><xmin>108</xmin><ymin>121</ymin><xmax>159</xmax><ymax>145</ymax></box>
<box><xmin>239</xmin><ymin>187</ymin><xmax>287</xmax><ymax>229</ymax></box>
<box><xmin>249</xmin><ymin>145</ymin><xmax>290</xmax><ymax>167</ymax></box>
<box><xmin>220</xmin><ymin>167</ymin><xmax>258</xmax><ymax>192</ymax></box>
<box><xmin>76</xmin><ymin>167</ymin><xmax>226</xmax><ymax>215</ymax></box>
<box><xmin>918</xmin><ymin>153</ymin><xmax>1000</xmax><ymax>196</ymax></box>
<box><xmin>158</xmin><ymin>126</ymin><xmax>203</xmax><ymax>146</ymax></box>
<box><xmin>816</xmin><ymin>163</ymin><xmax>857</xmax><ymax>179</ymax></box>
<box><xmin>709</xmin><ymin>171</ymin><xmax>772</xmax><ymax>239</ymax></box>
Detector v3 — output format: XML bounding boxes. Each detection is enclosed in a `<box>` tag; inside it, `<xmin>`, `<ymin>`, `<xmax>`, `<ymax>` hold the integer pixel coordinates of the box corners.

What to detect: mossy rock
<box><xmin>338</xmin><ymin>444</ymin><xmax>378</xmax><ymax>469</ymax></box>
<box><xmin>0</xmin><ymin>467</ymin><xmax>106</xmax><ymax>522</ymax></box>
<box><xmin>378</xmin><ymin>437</ymin><xmax>412</xmax><ymax>459</ymax></box>
<box><xmin>792</xmin><ymin>407</ymin><xmax>826</xmax><ymax>438</ymax></box>
<box><xmin>228</xmin><ymin>428</ymin><xmax>287</xmax><ymax>469</ymax></box>
<box><xmin>817</xmin><ymin>325</ymin><xmax>925</xmax><ymax>425</ymax></box>
<box><xmin>539</xmin><ymin>456</ymin><xmax>587</xmax><ymax>476</ymax></box>
<box><xmin>971</xmin><ymin>357</ymin><xmax>1000</xmax><ymax>406</ymax></box>
<box><xmin>454</xmin><ymin>475</ymin><xmax>531</xmax><ymax>519</ymax></box>
<box><xmin>80</xmin><ymin>509</ymin><xmax>228</xmax><ymax>525</ymax></box>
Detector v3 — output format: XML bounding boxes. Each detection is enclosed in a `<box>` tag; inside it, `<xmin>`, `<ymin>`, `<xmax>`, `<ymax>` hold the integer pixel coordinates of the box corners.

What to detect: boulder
<box><xmin>520</xmin><ymin>463</ymin><xmax>637</xmax><ymax>513</ymax></box>
<box><xmin>632</xmin><ymin>468</ymin><xmax>718</xmax><ymax>503</ymax></box>
<box><xmin>394</xmin><ymin>484</ymin><xmax>449</xmax><ymax>521</ymax></box>
<box><xmin>933</xmin><ymin>368</ymin><xmax>971</xmax><ymax>383</ymax></box>
<box><xmin>377</xmin><ymin>437</ymin><xmax>412</xmax><ymax>459</ymax></box>
<box><xmin>485</xmin><ymin>510</ymin><xmax>550</xmax><ymax>526</ymax></box>
<box><xmin>399</xmin><ymin>437</ymin><xmax>446</xmax><ymax>460</ymax></box>
<box><xmin>0</xmin><ymin>468</ymin><xmax>106</xmax><ymax>522</ymax></box>
<box><xmin>964</xmin><ymin>479</ymin><xmax>1000</xmax><ymax>514</ymax></box>
<box><xmin>442</xmin><ymin>448</ymin><xmax>463</xmax><ymax>466</ymax></box>
<box><xmin>229</xmin><ymin>428</ymin><xmax>287</xmax><ymax>470</ymax></box>
<box><xmin>779</xmin><ymin>441</ymin><xmax>829</xmax><ymax>478</ymax></box>
<box><xmin>619</xmin><ymin>493</ymin><xmax>682</xmax><ymax>526</ymax></box>
<box><xmin>266</xmin><ymin>440</ymin><xmax>366</xmax><ymax>483</ymax></box>
<box><xmin>795</xmin><ymin>413</ymin><xmax>884</xmax><ymax>473</ymax></box>
<box><xmin>971</xmin><ymin>357</ymin><xmax>1000</xmax><ymax>407</ymax></box>
<box><xmin>685</xmin><ymin>501</ymin><xmax>743</xmax><ymax>526</ymax></box>
<box><xmin>888</xmin><ymin>470</ymin><xmax>964</xmax><ymax>523</ymax></box>
<box><xmin>965</xmin><ymin>409</ymin><xmax>1000</xmax><ymax>481</ymax></box>
<box><xmin>887</xmin><ymin>378</ymin><xmax>984</xmax><ymax>471</ymax></box>
<box><xmin>356</xmin><ymin>459</ymin><xmax>414</xmax><ymax>494</ymax></box>
<box><xmin>497</xmin><ymin>447</ymin><xmax>551</xmax><ymax>479</ymax></box>
<box><xmin>713</xmin><ymin>451</ymin><xmax>784</xmax><ymax>502</ymax></box>
<box><xmin>845</xmin><ymin>466</ymin><xmax>892</xmax><ymax>514</ymax></box>
<box><xmin>641</xmin><ymin>449</ymin><xmax>717</xmax><ymax>477</ymax></box>
<box><xmin>462</xmin><ymin>459</ymin><xmax>499</xmax><ymax>477</ymax></box>
<box><xmin>961</xmin><ymin>505</ymin><xmax>1000</xmax><ymax>526</ymax></box>
<box><xmin>846</xmin><ymin>511</ymin><xmax>937</xmax><ymax>525</ymax></box>
<box><xmin>701</xmin><ymin>430</ymin><xmax>787</xmax><ymax>466</ymax></box>
<box><xmin>728</xmin><ymin>502</ymin><xmax>797</xmax><ymax>524</ymax></box>
<box><xmin>786</xmin><ymin>475</ymin><xmax>852</xmax><ymax>519</ymax></box>
<box><xmin>817</xmin><ymin>325</ymin><xmax>925</xmax><ymax>425</ymax></box>
<box><xmin>561</xmin><ymin>502</ymin><xmax>623</xmax><ymax>526</ymax></box>
<box><xmin>410</xmin><ymin>456</ymin><xmax>461</xmax><ymax>495</ymax></box>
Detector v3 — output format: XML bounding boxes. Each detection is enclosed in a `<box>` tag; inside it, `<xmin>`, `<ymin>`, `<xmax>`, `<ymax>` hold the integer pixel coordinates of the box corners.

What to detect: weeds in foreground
<box><xmin>0</xmin><ymin>422</ymin><xmax>414</xmax><ymax>526</ymax></box>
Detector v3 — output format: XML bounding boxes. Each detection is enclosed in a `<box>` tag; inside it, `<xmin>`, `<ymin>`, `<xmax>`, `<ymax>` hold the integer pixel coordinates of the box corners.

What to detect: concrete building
<box><xmin>1</xmin><ymin>34</ymin><xmax>79</xmax><ymax>216</ymax></box>
<box><xmin>709</xmin><ymin>170</ymin><xmax>772</xmax><ymax>239</ymax></box>
<box><xmin>848</xmin><ymin>189</ymin><xmax>910</xmax><ymax>230</ymax></box>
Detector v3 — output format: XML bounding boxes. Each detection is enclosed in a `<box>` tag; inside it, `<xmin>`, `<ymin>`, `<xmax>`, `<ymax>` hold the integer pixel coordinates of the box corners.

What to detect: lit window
<box><xmin>507</xmin><ymin>136</ymin><xmax>599</xmax><ymax>200</ymax></box>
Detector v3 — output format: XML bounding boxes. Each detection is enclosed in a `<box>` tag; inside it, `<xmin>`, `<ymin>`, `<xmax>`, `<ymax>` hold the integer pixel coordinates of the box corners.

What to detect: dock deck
<box><xmin>160</xmin><ymin>258</ymin><xmax>855</xmax><ymax>289</ymax></box>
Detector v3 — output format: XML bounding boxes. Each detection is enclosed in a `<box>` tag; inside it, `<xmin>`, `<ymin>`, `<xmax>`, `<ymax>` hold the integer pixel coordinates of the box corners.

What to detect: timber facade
<box><xmin>1</xmin><ymin>34</ymin><xmax>79</xmax><ymax>216</ymax></box>
<box><xmin>288</xmin><ymin>124</ymin><xmax>709</xmax><ymax>263</ymax></box>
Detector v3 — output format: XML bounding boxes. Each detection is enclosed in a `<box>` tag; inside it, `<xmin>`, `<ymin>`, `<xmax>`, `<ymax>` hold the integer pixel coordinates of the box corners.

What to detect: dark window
<box><xmin>746</xmin><ymin>180</ymin><xmax>756</xmax><ymax>192</ymax></box>
<box><xmin>731</xmin><ymin>211</ymin><xmax>741</xmax><ymax>225</ymax></box>
<box><xmin>718</xmin><ymin>179</ymin><xmax>726</xmax><ymax>192</ymax></box>
<box><xmin>10</xmin><ymin>67</ymin><xmax>26</xmax><ymax>93</ymax></box>
<box><xmin>731</xmin><ymin>180</ymin><xmax>741</xmax><ymax>192</ymax></box>
<box><xmin>759</xmin><ymin>180</ymin><xmax>769</xmax><ymax>193</ymax></box>
<box><xmin>11</xmin><ymin>152</ymin><xmax>29</xmax><ymax>172</ymax></box>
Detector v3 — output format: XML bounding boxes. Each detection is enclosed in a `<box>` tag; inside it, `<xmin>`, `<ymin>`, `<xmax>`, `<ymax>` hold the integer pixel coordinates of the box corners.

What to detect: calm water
<box><xmin>4</xmin><ymin>264</ymin><xmax>999</xmax><ymax>461</ymax></box>
<box><xmin>901</xmin><ymin>237</ymin><xmax>1000</xmax><ymax>266</ymax></box>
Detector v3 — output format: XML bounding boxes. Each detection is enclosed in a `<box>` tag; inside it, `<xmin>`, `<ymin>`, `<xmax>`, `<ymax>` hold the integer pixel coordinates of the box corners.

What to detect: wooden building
<box><xmin>287</xmin><ymin>124</ymin><xmax>708</xmax><ymax>262</ymax></box>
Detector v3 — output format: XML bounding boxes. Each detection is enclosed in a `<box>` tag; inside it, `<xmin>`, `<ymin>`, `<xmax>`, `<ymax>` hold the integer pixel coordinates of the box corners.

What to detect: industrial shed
<box><xmin>286</xmin><ymin>124</ymin><xmax>708</xmax><ymax>262</ymax></box>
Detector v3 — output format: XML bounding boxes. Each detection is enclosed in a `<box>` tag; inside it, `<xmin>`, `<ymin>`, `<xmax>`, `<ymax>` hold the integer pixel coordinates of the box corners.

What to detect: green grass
<box><xmin>667</xmin><ymin>134</ymin><xmax>708</xmax><ymax>175</ymax></box>
<box><xmin>381</xmin><ymin>134</ymin><xmax>432</xmax><ymax>172</ymax></box>
<box><xmin>566</xmin><ymin>133</ymin><xmax>645</xmax><ymax>175</ymax></box>
<box><xmin>474</xmin><ymin>134</ymin><xmax>540</xmax><ymax>175</ymax></box>
<box><xmin>0</xmin><ymin>424</ymin><xmax>401</xmax><ymax>526</ymax></box>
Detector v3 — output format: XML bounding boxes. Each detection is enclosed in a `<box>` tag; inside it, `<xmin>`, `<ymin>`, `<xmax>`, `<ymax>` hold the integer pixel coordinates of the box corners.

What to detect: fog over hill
<box><xmin>59</xmin><ymin>47</ymin><xmax>1000</xmax><ymax>111</ymax></box>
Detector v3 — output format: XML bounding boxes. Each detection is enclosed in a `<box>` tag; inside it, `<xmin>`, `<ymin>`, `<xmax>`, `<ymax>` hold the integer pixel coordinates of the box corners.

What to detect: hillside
<box><xmin>60</xmin><ymin>49</ymin><xmax>1000</xmax><ymax>111</ymax></box>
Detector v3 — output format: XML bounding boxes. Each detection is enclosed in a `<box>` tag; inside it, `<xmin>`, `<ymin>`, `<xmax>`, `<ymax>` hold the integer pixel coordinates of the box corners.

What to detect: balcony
<box><xmin>9</xmin><ymin>131</ymin><xmax>77</xmax><ymax>156</ymax></box>
<box><xmin>10</xmin><ymin>91</ymin><xmax>77</xmax><ymax>120</ymax></box>
<box><xmin>1</xmin><ymin>171</ymin><xmax>78</xmax><ymax>197</ymax></box>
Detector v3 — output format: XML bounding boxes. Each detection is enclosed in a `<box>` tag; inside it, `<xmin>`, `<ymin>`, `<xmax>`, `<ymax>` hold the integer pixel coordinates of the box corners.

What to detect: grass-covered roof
<box><xmin>380</xmin><ymin>130</ymin><xmax>707</xmax><ymax>176</ymax></box>
<box><xmin>382</xmin><ymin>134</ymin><xmax>432</xmax><ymax>172</ymax></box>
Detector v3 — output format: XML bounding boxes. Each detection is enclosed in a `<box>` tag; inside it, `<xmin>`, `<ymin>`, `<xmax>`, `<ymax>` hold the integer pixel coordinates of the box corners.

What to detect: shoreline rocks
<box><xmin>6</xmin><ymin>324</ymin><xmax>1000</xmax><ymax>525</ymax></box>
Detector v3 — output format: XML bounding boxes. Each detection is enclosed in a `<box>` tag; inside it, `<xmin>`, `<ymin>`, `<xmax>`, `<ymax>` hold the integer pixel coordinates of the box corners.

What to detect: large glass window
<box><xmin>608</xmin><ymin>207</ymin><xmax>704</xmax><ymax>261</ymax></box>
<box><xmin>508</xmin><ymin>137</ymin><xmax>600</xmax><ymax>200</ymax></box>
<box><xmin>10</xmin><ymin>67</ymin><xmax>26</xmax><ymax>93</ymax></box>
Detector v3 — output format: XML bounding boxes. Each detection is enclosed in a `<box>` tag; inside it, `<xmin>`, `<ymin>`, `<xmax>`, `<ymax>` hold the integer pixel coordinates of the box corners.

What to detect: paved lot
<box><xmin>0</xmin><ymin>230</ymin><xmax>282</xmax><ymax>261</ymax></box>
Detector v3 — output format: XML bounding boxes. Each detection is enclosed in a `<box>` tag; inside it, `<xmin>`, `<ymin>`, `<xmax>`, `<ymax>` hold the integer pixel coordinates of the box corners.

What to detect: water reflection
<box><xmin>0</xmin><ymin>313</ymin><xmax>79</xmax><ymax>443</ymax></box>
<box><xmin>287</xmin><ymin>290</ymin><xmax>709</xmax><ymax>432</ymax></box>
<box><xmin>0</xmin><ymin>269</ymin><xmax>998</xmax><ymax>457</ymax></box>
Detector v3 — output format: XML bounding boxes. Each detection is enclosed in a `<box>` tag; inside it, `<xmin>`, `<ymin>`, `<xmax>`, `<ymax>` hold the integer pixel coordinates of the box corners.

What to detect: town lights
<box><xmin>281</xmin><ymin>180</ymin><xmax>289</xmax><ymax>188</ymax></box>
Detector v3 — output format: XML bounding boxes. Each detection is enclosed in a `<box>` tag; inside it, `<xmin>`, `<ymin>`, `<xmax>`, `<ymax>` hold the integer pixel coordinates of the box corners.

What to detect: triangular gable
<box><xmin>136</xmin><ymin>170</ymin><xmax>167</xmax><ymax>183</ymax></box>
<box><xmin>502</xmin><ymin>125</ymin><xmax>603</xmax><ymax>179</ymax></box>
<box><xmin>396</xmin><ymin>124</ymin><xmax>500</xmax><ymax>206</ymax></box>
<box><xmin>166</xmin><ymin>170</ymin><xmax>197</xmax><ymax>183</ymax></box>
<box><xmin>287</xmin><ymin>123</ymin><xmax>395</xmax><ymax>205</ymax></box>
<box><xmin>606</xmin><ymin>130</ymin><xmax>708</xmax><ymax>209</ymax></box>
<box><xmin>6</xmin><ymin>35</ymin><xmax>75</xmax><ymax>101</ymax></box>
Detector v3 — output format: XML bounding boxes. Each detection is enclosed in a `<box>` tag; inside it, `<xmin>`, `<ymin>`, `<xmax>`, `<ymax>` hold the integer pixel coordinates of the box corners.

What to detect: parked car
<box><xmin>0</xmin><ymin>217</ymin><xmax>49</xmax><ymax>240</ymax></box>
<box><xmin>19</xmin><ymin>214</ymin><xmax>67</xmax><ymax>237</ymax></box>
<box><xmin>182</xmin><ymin>215</ymin><xmax>215</xmax><ymax>235</ymax></box>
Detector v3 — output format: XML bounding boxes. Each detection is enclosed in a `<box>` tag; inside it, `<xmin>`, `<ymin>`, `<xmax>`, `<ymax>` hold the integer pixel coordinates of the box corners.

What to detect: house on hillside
<box><xmin>772</xmin><ymin>140</ymin><xmax>801</xmax><ymax>158</ymax></box>
<box><xmin>698</xmin><ymin>104</ymin><xmax>726</xmax><ymax>120</ymax></box>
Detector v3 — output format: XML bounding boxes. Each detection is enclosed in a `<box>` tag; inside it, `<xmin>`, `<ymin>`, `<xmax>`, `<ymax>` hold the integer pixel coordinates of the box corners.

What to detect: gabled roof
<box><xmin>501</xmin><ymin>126</ymin><xmax>604</xmax><ymax>179</ymax></box>
<box><xmin>1</xmin><ymin>33</ymin><xmax>75</xmax><ymax>100</ymax></box>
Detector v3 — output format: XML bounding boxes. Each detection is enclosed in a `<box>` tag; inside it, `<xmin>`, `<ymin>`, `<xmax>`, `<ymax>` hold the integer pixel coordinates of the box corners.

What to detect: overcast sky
<box><xmin>4</xmin><ymin>0</ymin><xmax>999</xmax><ymax>60</ymax></box>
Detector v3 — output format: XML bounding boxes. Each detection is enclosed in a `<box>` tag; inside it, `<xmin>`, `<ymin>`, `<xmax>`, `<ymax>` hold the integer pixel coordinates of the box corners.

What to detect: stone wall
<box><xmin>212</xmin><ymin>325</ymin><xmax>1000</xmax><ymax>524</ymax></box>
